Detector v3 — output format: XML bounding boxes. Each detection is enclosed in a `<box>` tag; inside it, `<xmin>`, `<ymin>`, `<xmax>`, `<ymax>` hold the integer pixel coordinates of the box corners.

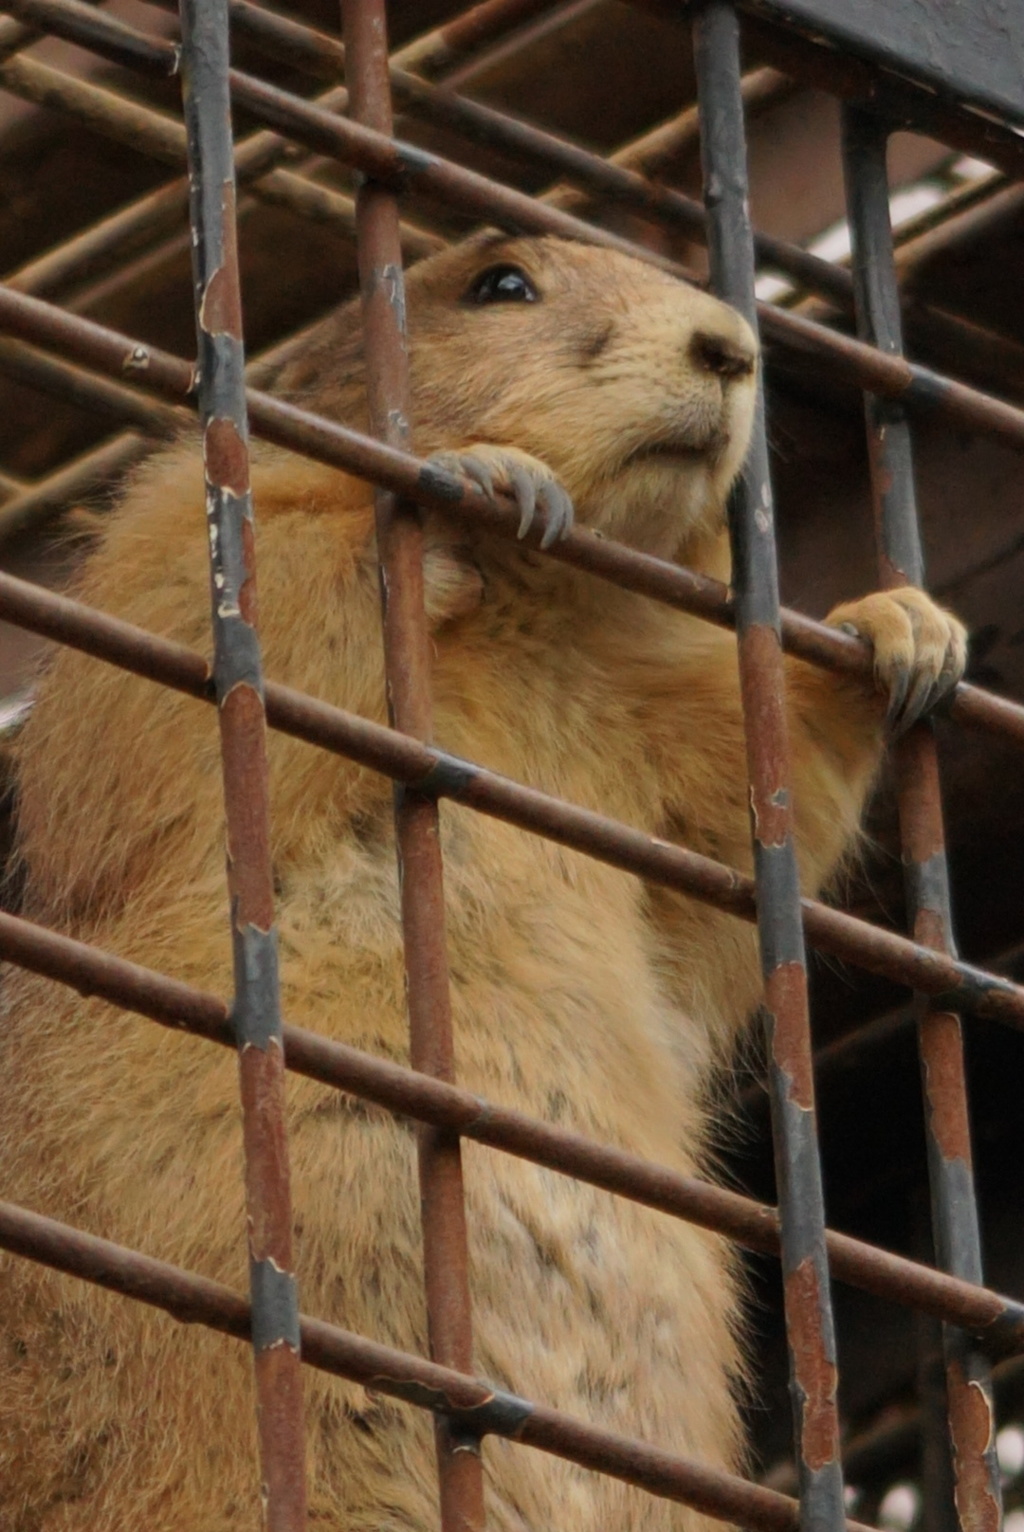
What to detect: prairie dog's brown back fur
<box><xmin>0</xmin><ymin>236</ymin><xmax>963</xmax><ymax>1530</ymax></box>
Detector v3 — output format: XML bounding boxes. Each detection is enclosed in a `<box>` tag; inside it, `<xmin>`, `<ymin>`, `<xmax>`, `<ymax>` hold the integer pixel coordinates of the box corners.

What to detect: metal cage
<box><xmin>0</xmin><ymin>1</ymin><xmax>1021</xmax><ymax>1529</ymax></box>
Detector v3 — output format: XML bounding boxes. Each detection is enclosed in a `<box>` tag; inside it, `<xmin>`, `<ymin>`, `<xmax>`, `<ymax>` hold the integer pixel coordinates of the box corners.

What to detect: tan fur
<box><xmin>0</xmin><ymin>236</ymin><xmax>965</xmax><ymax>1530</ymax></box>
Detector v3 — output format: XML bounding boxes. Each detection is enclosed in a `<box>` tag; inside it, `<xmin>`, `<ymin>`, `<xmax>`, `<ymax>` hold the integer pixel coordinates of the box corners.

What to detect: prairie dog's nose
<box><xmin>690</xmin><ymin>327</ymin><xmax>757</xmax><ymax>381</ymax></box>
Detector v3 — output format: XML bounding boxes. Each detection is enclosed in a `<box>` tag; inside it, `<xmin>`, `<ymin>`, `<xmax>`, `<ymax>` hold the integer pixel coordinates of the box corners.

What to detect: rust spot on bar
<box><xmin>219</xmin><ymin>683</ymin><xmax>274</xmax><ymax>931</ymax></box>
<box><xmin>239</xmin><ymin>1044</ymin><xmax>293</xmax><ymax>1265</ymax></box>
<box><xmin>205</xmin><ymin>417</ymin><xmax>249</xmax><ymax>497</ymax></box>
<box><xmin>948</xmin><ymin>1361</ymin><xmax>1001</xmax><ymax>1532</ymax></box>
<box><xmin>914</xmin><ymin>907</ymin><xmax>947</xmax><ymax>952</ymax></box>
<box><xmin>239</xmin><ymin>514</ymin><xmax>259</xmax><ymax>628</ymax></box>
<box><xmin>894</xmin><ymin>730</ymin><xmax>946</xmax><ymax>863</ymax></box>
<box><xmin>198</xmin><ymin>182</ymin><xmax>243</xmax><ymax>339</ymax></box>
<box><xmin>253</xmin><ymin>1343</ymin><xmax>307</xmax><ymax>1521</ymax></box>
<box><xmin>765</xmin><ymin>962</ymin><xmax>813</xmax><ymax>1109</ymax></box>
<box><xmin>786</xmin><ymin>1257</ymin><xmax>839</xmax><ymax>1470</ymax></box>
<box><xmin>919</xmin><ymin>1011</ymin><xmax>974</xmax><ymax>1164</ymax></box>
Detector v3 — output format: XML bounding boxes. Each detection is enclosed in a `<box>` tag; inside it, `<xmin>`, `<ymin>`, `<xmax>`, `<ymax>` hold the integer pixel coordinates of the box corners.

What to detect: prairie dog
<box><xmin>0</xmin><ymin>235</ymin><xmax>965</xmax><ymax>1530</ymax></box>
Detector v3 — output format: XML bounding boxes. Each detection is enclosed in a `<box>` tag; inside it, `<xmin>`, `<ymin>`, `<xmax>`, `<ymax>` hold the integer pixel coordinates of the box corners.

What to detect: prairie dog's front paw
<box><xmin>826</xmin><ymin>587</ymin><xmax>967</xmax><ymax>732</ymax></box>
<box><xmin>428</xmin><ymin>444</ymin><xmax>574</xmax><ymax>550</ymax></box>
<box><xmin>422</xmin><ymin>537</ymin><xmax>484</xmax><ymax>629</ymax></box>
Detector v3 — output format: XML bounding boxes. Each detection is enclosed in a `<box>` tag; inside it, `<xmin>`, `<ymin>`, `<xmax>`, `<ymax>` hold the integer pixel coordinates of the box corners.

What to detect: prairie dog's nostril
<box><xmin>691</xmin><ymin>330</ymin><xmax>756</xmax><ymax>381</ymax></box>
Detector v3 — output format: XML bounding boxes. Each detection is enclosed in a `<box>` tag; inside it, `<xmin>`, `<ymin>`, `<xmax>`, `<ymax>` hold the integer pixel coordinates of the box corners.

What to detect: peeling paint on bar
<box><xmin>178</xmin><ymin>0</ymin><xmax>307</xmax><ymax>1521</ymax></box>
<box><xmin>842</xmin><ymin>102</ymin><xmax>1002</xmax><ymax>1532</ymax></box>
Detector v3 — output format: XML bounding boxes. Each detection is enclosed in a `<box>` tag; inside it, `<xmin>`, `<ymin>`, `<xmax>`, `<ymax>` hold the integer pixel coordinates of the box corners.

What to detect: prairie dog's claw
<box><xmin>826</xmin><ymin>587</ymin><xmax>967</xmax><ymax>735</ymax></box>
<box><xmin>428</xmin><ymin>444</ymin><xmax>574</xmax><ymax>550</ymax></box>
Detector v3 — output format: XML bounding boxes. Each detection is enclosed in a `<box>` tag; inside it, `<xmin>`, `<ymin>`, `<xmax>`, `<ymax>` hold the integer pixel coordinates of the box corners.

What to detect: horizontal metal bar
<box><xmin>1</xmin><ymin>565</ymin><xmax>1023</xmax><ymax>1037</ymax></box>
<box><xmin>6</xmin><ymin>0</ymin><xmax>1024</xmax><ymax>464</ymax></box>
<box><xmin>0</xmin><ymin>49</ymin><xmax>186</xmax><ymax>162</ymax></box>
<box><xmin>0</xmin><ymin>1198</ymin><xmax>875</xmax><ymax>1532</ymax></box>
<box><xmin>0</xmin><ymin>432</ymin><xmax>151</xmax><ymax>548</ymax></box>
<box><xmin>0</xmin><ymin>282</ymin><xmax>1020</xmax><ymax>756</ymax></box>
<box><xmin>0</xmin><ymin>335</ymin><xmax>184</xmax><ymax>434</ymax></box>
<box><xmin>0</xmin><ymin>899</ymin><xmax>1020</xmax><ymax>1351</ymax></box>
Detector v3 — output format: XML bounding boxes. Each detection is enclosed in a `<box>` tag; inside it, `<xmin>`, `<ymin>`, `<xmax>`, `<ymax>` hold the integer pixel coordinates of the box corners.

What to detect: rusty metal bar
<box><xmin>177</xmin><ymin>0</ymin><xmax>307</xmax><ymax>1518</ymax></box>
<box><xmin>842</xmin><ymin>104</ymin><xmax>1002</xmax><ymax>1532</ymax></box>
<box><xmin>0</xmin><ymin>334</ymin><xmax>184</xmax><ymax>435</ymax></box>
<box><xmin>340</xmin><ymin>1</ymin><xmax>485</xmax><ymax>1524</ymax></box>
<box><xmin>12</xmin><ymin>0</ymin><xmax>1024</xmax><ymax>468</ymax></box>
<box><xmin>0</xmin><ymin>1198</ymin><xmax>887</xmax><ymax>1532</ymax></box>
<box><xmin>693</xmin><ymin>7</ymin><xmax>844</xmax><ymax>1528</ymax></box>
<box><xmin>0</xmin><ymin>895</ymin><xmax>1022</xmax><ymax>1355</ymax></box>
<box><xmin>3</xmin><ymin>287</ymin><xmax>1024</xmax><ymax>760</ymax></box>
<box><xmin>0</xmin><ymin>48</ymin><xmax>186</xmax><ymax>161</ymax></box>
<box><xmin>545</xmin><ymin>67</ymin><xmax>789</xmax><ymax>210</ymax></box>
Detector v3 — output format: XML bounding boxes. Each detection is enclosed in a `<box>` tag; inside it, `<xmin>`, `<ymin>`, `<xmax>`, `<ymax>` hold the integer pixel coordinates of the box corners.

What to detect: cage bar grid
<box><xmin>0</xmin><ymin>0</ymin><xmax>1019</xmax><ymax>1527</ymax></box>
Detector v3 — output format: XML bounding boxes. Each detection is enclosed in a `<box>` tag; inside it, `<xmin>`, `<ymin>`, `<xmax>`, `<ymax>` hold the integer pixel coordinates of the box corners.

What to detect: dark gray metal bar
<box><xmin>177</xmin><ymin>0</ymin><xmax>307</xmax><ymax>1521</ymax></box>
<box><xmin>339</xmin><ymin>1</ymin><xmax>486</xmax><ymax>1527</ymax></box>
<box><xmin>693</xmin><ymin>7</ymin><xmax>846</xmax><ymax>1530</ymax></box>
<box><xmin>841</xmin><ymin>103</ymin><xmax>1002</xmax><ymax>1532</ymax></box>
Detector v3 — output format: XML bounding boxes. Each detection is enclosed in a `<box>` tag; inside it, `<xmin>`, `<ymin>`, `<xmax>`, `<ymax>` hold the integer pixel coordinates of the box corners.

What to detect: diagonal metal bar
<box><xmin>340</xmin><ymin>0</ymin><xmax>486</xmax><ymax>1524</ymax></box>
<box><xmin>694</xmin><ymin>7</ymin><xmax>845</xmax><ymax>1529</ymax></box>
<box><xmin>177</xmin><ymin>0</ymin><xmax>307</xmax><ymax>1519</ymax></box>
<box><xmin>0</xmin><ymin>1196</ymin><xmax>891</xmax><ymax>1532</ymax></box>
<box><xmin>0</xmin><ymin>283</ymin><xmax>1022</xmax><ymax>759</ymax></box>
<box><xmin>3</xmin><ymin>564</ymin><xmax>1024</xmax><ymax>1035</ymax></box>
<box><xmin>0</xmin><ymin>896</ymin><xmax>1023</xmax><ymax>1352</ymax></box>
<box><xmin>842</xmin><ymin>104</ymin><xmax>1002</xmax><ymax>1532</ymax></box>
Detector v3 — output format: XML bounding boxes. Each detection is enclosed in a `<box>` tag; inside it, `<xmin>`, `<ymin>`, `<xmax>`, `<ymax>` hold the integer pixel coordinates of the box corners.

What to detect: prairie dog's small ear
<box><xmin>422</xmin><ymin>538</ymin><xmax>485</xmax><ymax>628</ymax></box>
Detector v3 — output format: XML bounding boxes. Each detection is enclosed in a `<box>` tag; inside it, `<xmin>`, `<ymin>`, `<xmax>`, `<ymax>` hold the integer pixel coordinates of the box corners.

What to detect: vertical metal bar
<box><xmin>692</xmin><ymin>8</ymin><xmax>846</xmax><ymax>1531</ymax></box>
<box><xmin>339</xmin><ymin>3</ymin><xmax>486</xmax><ymax>1529</ymax></box>
<box><xmin>177</xmin><ymin>1</ymin><xmax>308</xmax><ymax>1525</ymax></box>
<box><xmin>841</xmin><ymin>104</ymin><xmax>1002</xmax><ymax>1532</ymax></box>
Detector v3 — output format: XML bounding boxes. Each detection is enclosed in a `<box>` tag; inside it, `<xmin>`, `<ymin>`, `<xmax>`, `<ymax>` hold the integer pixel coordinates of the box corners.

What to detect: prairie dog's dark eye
<box><xmin>464</xmin><ymin>265</ymin><xmax>539</xmax><ymax>305</ymax></box>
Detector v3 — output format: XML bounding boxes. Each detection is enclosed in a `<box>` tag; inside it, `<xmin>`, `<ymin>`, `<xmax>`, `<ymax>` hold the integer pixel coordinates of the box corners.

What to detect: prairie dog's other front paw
<box><xmin>422</xmin><ymin>537</ymin><xmax>484</xmax><ymax>629</ymax></box>
<box><xmin>826</xmin><ymin>587</ymin><xmax>967</xmax><ymax>733</ymax></box>
<box><xmin>428</xmin><ymin>444</ymin><xmax>574</xmax><ymax>550</ymax></box>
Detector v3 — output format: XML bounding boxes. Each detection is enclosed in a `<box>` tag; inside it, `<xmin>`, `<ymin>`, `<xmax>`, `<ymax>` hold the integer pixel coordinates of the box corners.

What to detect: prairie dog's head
<box><xmin>405</xmin><ymin>234</ymin><xmax>757</xmax><ymax>559</ymax></box>
<box><xmin>277</xmin><ymin>234</ymin><xmax>757</xmax><ymax>561</ymax></box>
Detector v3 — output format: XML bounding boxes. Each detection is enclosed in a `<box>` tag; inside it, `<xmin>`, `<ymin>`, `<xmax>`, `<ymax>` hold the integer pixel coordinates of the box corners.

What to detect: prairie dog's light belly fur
<box><xmin>0</xmin><ymin>234</ymin><xmax>966</xmax><ymax>1530</ymax></box>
